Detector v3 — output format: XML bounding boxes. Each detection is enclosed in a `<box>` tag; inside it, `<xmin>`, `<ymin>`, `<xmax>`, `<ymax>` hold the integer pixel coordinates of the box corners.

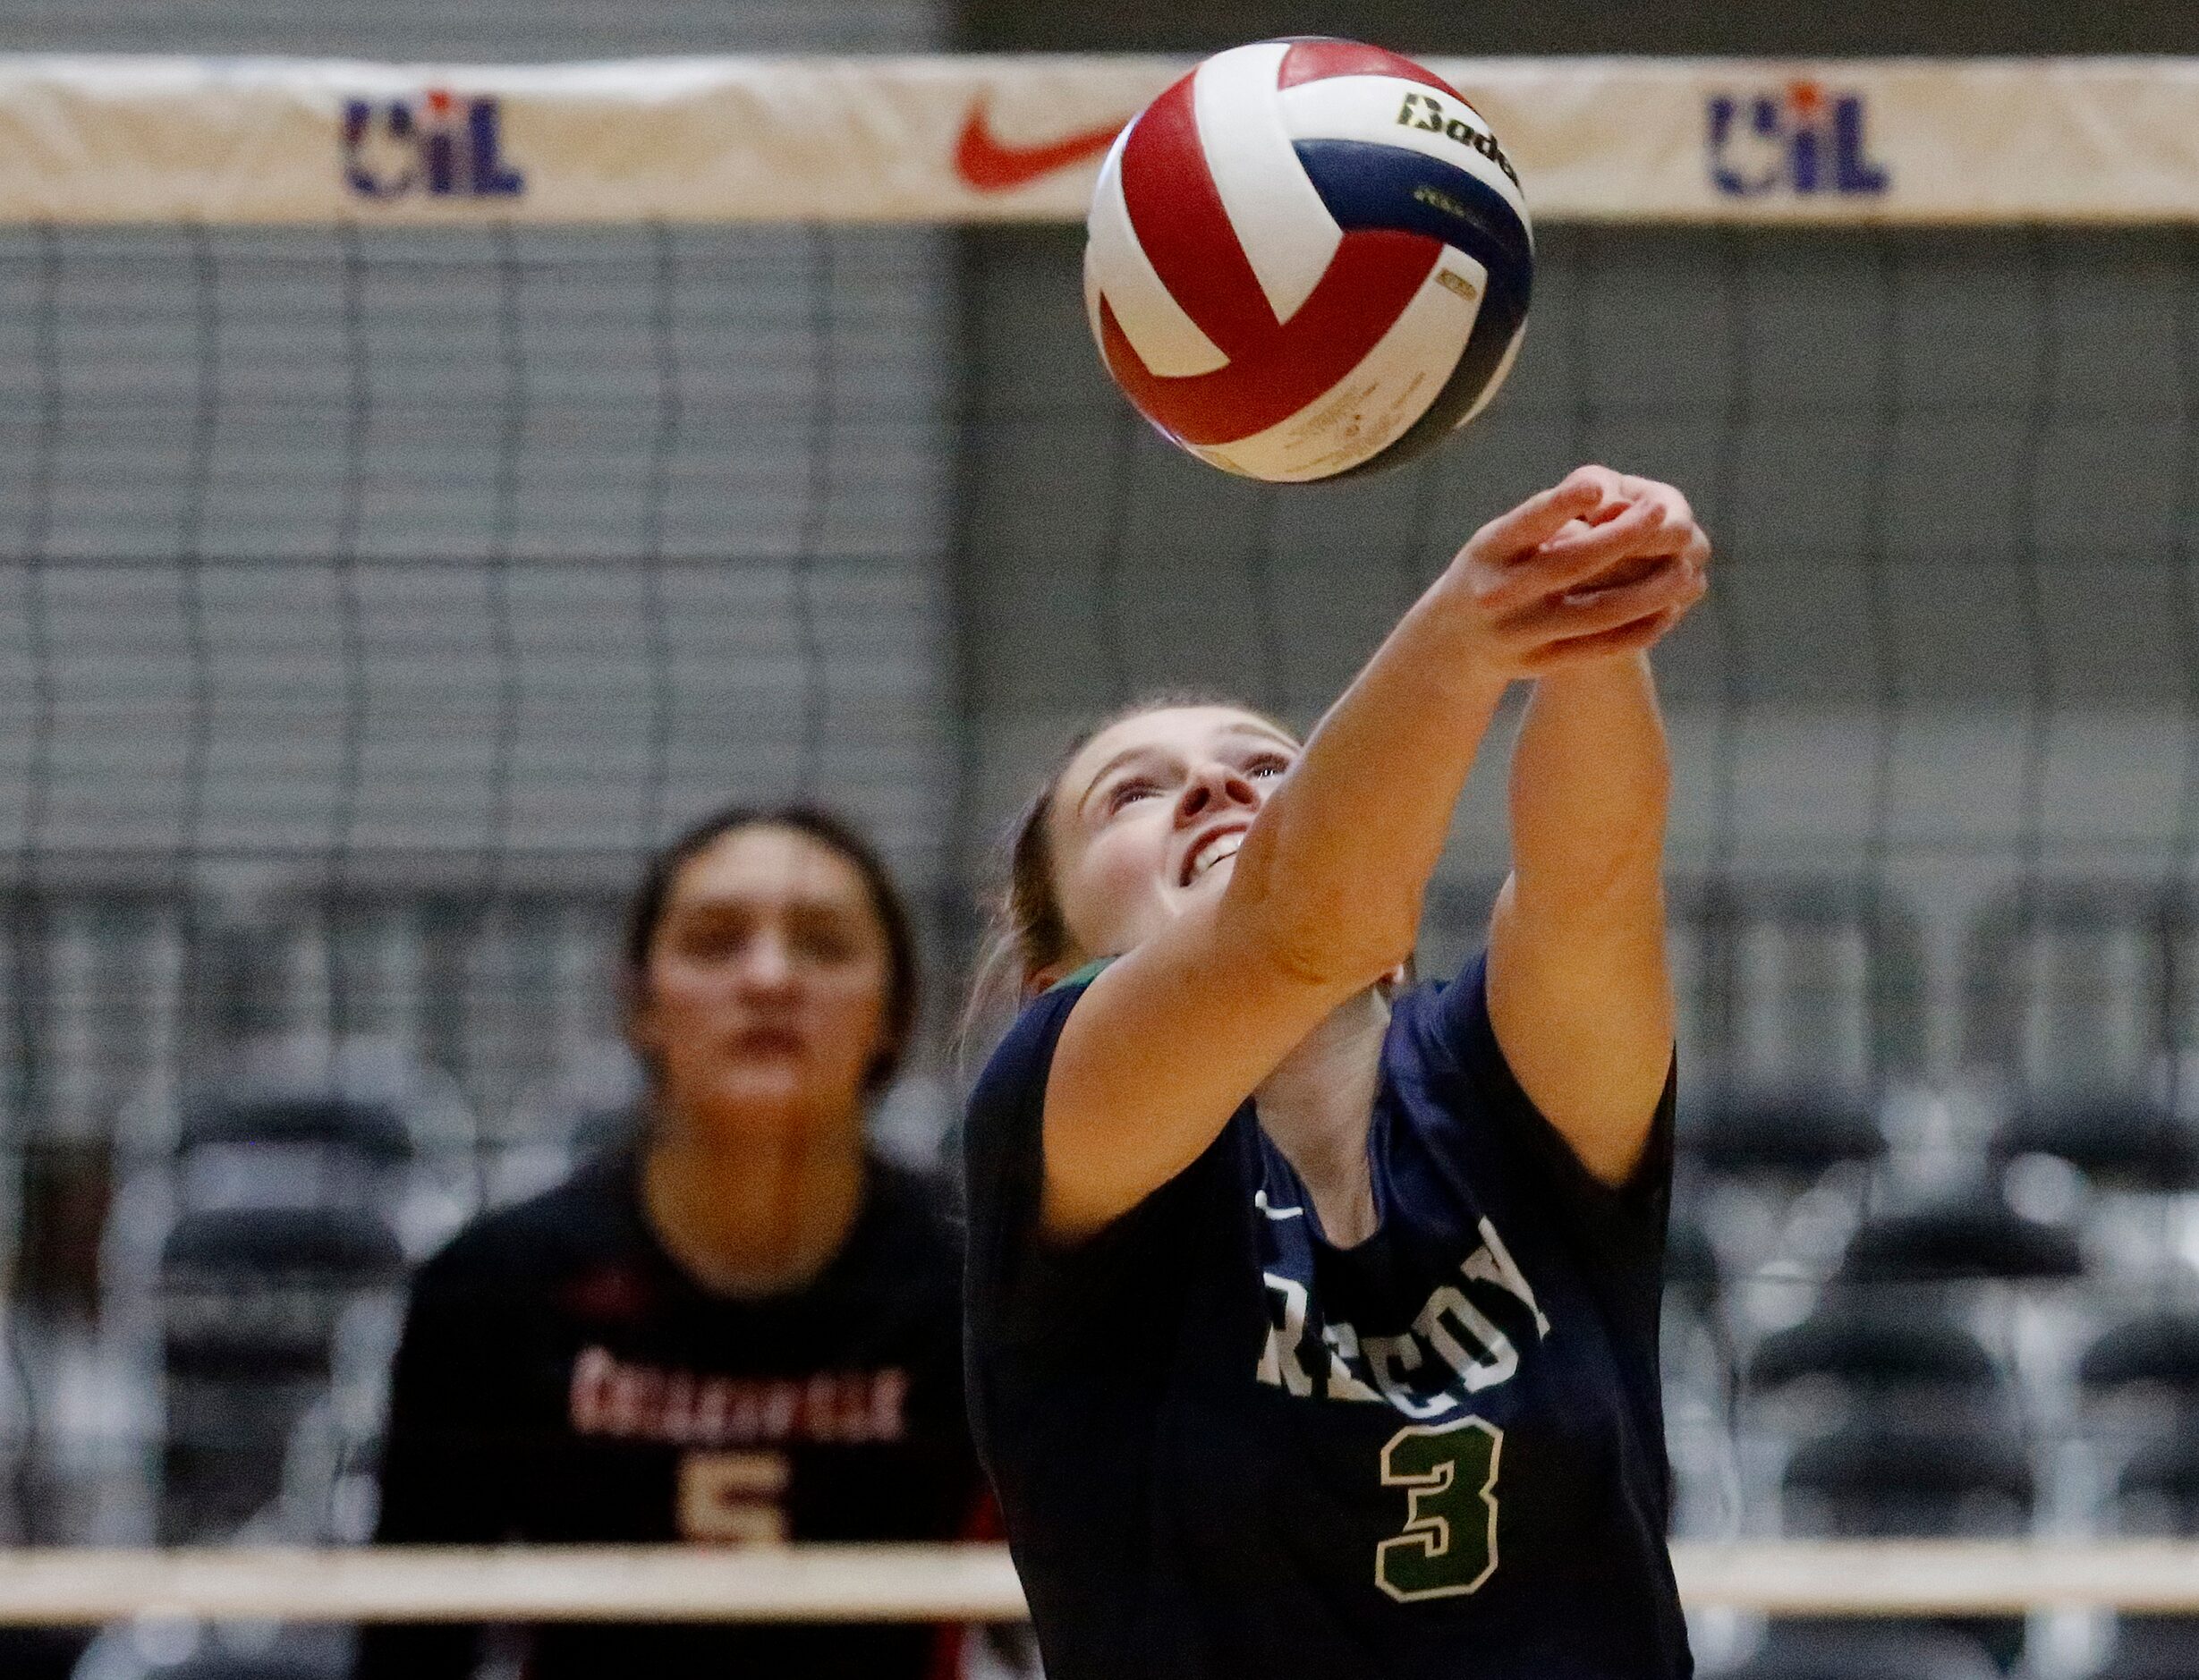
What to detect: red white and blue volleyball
<box><xmin>1084</xmin><ymin>38</ymin><xmax>1533</xmax><ymax>483</ymax></box>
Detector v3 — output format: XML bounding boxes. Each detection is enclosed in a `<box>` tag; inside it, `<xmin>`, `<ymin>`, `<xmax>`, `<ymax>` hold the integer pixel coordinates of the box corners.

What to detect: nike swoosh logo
<box><xmin>955</xmin><ymin>102</ymin><xmax>1126</xmax><ymax>193</ymax></box>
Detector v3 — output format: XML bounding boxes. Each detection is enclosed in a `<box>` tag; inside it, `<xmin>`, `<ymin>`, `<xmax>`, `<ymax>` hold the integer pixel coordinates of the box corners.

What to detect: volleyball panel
<box><xmin>1188</xmin><ymin>41</ymin><xmax>1345</xmax><ymax>325</ymax></box>
<box><xmin>1277</xmin><ymin>72</ymin><xmax>1530</xmax><ymax>228</ymax></box>
<box><xmin>1186</xmin><ymin>247</ymin><xmax>1489</xmax><ymax>481</ymax></box>
<box><xmin>1083</xmin><ymin>127</ymin><xmax>1228</xmax><ymax>379</ymax></box>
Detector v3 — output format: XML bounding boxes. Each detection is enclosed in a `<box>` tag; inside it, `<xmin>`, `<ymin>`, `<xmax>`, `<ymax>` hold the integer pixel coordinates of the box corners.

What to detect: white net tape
<box><xmin>0</xmin><ymin>1542</ymin><xmax>2192</xmax><ymax>1622</ymax></box>
<box><xmin>6</xmin><ymin>55</ymin><xmax>2199</xmax><ymax>225</ymax></box>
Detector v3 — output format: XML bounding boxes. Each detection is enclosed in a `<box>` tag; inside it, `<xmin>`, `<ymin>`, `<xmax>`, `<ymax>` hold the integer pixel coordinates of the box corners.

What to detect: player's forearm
<box><xmin>1222</xmin><ymin>565</ymin><xmax>1512</xmax><ymax>985</ymax></box>
<box><xmin>1507</xmin><ymin>653</ymin><xmax>1671</xmax><ymax>916</ymax></box>
<box><xmin>1488</xmin><ymin>653</ymin><xmax>1675</xmax><ymax>1183</ymax></box>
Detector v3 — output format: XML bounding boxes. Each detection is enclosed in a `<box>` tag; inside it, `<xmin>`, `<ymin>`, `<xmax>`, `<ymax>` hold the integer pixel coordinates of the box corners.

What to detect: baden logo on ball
<box><xmin>1083</xmin><ymin>38</ymin><xmax>1533</xmax><ymax>484</ymax></box>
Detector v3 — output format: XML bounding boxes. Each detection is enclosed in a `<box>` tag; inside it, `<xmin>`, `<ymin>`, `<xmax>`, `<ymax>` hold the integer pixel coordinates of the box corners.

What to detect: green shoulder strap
<box><xmin>1046</xmin><ymin>956</ymin><xmax>1115</xmax><ymax>994</ymax></box>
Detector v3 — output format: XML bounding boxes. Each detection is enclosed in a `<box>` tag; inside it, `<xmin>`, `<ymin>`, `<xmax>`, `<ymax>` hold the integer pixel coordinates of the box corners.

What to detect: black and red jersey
<box><xmin>358</xmin><ymin>1146</ymin><xmax>982</xmax><ymax>1680</ymax></box>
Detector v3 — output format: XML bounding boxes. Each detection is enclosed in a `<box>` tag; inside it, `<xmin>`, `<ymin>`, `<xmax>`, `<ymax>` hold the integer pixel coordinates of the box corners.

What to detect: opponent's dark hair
<box><xmin>959</xmin><ymin>693</ymin><xmax>1297</xmax><ymax>1052</ymax></box>
<box><xmin>624</xmin><ymin>803</ymin><xmax>920</xmax><ymax>1093</ymax></box>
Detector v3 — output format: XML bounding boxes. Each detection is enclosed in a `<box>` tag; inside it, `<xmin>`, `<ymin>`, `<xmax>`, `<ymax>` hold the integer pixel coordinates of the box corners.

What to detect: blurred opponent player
<box><xmin>963</xmin><ymin>466</ymin><xmax>1708</xmax><ymax>1678</ymax></box>
<box><xmin>358</xmin><ymin>807</ymin><xmax>998</xmax><ymax>1680</ymax></box>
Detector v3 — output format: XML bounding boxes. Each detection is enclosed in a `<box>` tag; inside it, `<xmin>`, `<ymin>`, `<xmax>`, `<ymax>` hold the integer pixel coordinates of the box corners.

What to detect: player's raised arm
<box><xmin>1040</xmin><ymin>465</ymin><xmax>1708</xmax><ymax>1238</ymax></box>
<box><xmin>1489</xmin><ymin>475</ymin><xmax>1710</xmax><ymax>1187</ymax></box>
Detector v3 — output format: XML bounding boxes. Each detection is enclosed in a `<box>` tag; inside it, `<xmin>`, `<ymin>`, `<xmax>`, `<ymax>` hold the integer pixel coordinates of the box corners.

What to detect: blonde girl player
<box><xmin>963</xmin><ymin>466</ymin><xmax>1709</xmax><ymax>1679</ymax></box>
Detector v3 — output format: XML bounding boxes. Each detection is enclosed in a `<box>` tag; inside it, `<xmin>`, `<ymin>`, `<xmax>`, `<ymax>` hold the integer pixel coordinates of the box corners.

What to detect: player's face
<box><xmin>1048</xmin><ymin>705</ymin><xmax>1298</xmax><ymax>971</ymax></box>
<box><xmin>631</xmin><ymin>825</ymin><xmax>895</xmax><ymax>1137</ymax></box>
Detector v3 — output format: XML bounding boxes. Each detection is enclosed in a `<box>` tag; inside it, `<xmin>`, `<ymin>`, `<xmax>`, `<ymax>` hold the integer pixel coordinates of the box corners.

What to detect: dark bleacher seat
<box><xmin>1785</xmin><ymin>1423</ymin><xmax>2033</xmax><ymax>1538</ymax></box>
<box><xmin>1781</xmin><ymin>1424</ymin><xmax>2033</xmax><ymax>1669</ymax></box>
<box><xmin>1722</xmin><ymin>1622</ymin><xmax>2001</xmax><ymax>1680</ymax></box>
<box><xmin>2117</xmin><ymin>1439</ymin><xmax>2199</xmax><ymax>1536</ymax></box>
<box><xmin>103</xmin><ymin>1043</ymin><xmax>478</xmax><ymax>1547</ymax></box>
<box><xmin>2080</xmin><ymin>1312</ymin><xmax>2199</xmax><ymax>1401</ymax></box>
<box><xmin>64</xmin><ymin>1616</ymin><xmax>354</xmax><ymax>1680</ymax></box>
<box><xmin>171</xmin><ymin>1091</ymin><xmax>418</xmax><ymax>1219</ymax></box>
<box><xmin>0</xmin><ymin>1628</ymin><xmax>90</xmax><ymax>1680</ymax></box>
<box><xmin>1680</xmin><ymin>1090</ymin><xmax>1886</xmax><ymax>1181</ymax></box>
<box><xmin>89</xmin><ymin>1656</ymin><xmax>346</xmax><ymax>1680</ymax></box>
<box><xmin>162</xmin><ymin>1210</ymin><xmax>404</xmax><ymax>1379</ymax></box>
<box><xmin>157</xmin><ymin>1208</ymin><xmax>404</xmax><ymax>1541</ymax></box>
<box><xmin>1993</xmin><ymin>1097</ymin><xmax>2199</xmax><ymax>1192</ymax></box>
<box><xmin>1748</xmin><ymin>1302</ymin><xmax>1999</xmax><ymax>1414</ymax></box>
<box><xmin>1666</xmin><ymin>1214</ymin><xmax>1720</xmax><ymax>1307</ymax></box>
<box><xmin>1660</xmin><ymin>1213</ymin><xmax>1735</xmax><ymax>1419</ymax></box>
<box><xmin>1839</xmin><ymin>1187</ymin><xmax>2083</xmax><ymax>1283</ymax></box>
<box><xmin>2093</xmin><ymin>1616</ymin><xmax>2199</xmax><ymax>1678</ymax></box>
<box><xmin>163</xmin><ymin>1208</ymin><xmax>403</xmax><ymax>1278</ymax></box>
<box><xmin>178</xmin><ymin>1093</ymin><xmax>412</xmax><ymax>1161</ymax></box>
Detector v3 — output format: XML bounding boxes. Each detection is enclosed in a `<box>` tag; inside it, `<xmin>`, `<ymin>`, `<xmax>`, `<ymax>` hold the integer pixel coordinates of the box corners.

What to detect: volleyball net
<box><xmin>3</xmin><ymin>49</ymin><xmax>2199</xmax><ymax>1650</ymax></box>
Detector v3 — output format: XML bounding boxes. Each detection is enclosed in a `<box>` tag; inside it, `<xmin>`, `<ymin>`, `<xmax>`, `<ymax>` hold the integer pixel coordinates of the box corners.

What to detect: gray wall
<box><xmin>0</xmin><ymin>0</ymin><xmax>940</xmax><ymax>55</ymax></box>
<box><xmin>958</xmin><ymin>0</ymin><xmax>2199</xmax><ymax>55</ymax></box>
<box><xmin>4</xmin><ymin>0</ymin><xmax>2177</xmax><ymax>56</ymax></box>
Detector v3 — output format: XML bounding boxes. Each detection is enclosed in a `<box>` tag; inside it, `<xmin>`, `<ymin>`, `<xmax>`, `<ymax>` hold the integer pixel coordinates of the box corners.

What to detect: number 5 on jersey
<box><xmin>1376</xmin><ymin>1416</ymin><xmax>1501</xmax><ymax>1601</ymax></box>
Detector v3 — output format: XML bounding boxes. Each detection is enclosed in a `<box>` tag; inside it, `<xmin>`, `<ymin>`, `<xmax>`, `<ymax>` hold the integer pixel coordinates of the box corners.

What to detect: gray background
<box><xmin>0</xmin><ymin>3</ymin><xmax>2187</xmax><ymax>1207</ymax></box>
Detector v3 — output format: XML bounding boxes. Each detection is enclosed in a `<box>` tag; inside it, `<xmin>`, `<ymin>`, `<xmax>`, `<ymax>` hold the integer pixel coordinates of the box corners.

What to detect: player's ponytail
<box><xmin>959</xmin><ymin>774</ymin><xmax>1078</xmax><ymax>1061</ymax></box>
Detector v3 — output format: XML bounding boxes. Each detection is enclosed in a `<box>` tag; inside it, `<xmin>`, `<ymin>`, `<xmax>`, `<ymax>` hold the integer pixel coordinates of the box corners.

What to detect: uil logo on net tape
<box><xmin>343</xmin><ymin>88</ymin><xmax>527</xmax><ymax>202</ymax></box>
<box><xmin>1707</xmin><ymin>79</ymin><xmax>1890</xmax><ymax>199</ymax></box>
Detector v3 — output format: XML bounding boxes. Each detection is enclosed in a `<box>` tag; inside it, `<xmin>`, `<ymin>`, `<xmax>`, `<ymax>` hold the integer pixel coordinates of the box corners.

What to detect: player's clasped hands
<box><xmin>1452</xmin><ymin>464</ymin><xmax>1711</xmax><ymax>675</ymax></box>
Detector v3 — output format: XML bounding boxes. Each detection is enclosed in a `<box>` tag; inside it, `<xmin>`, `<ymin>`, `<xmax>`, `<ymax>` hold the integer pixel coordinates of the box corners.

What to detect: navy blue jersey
<box><xmin>963</xmin><ymin>958</ymin><xmax>1688</xmax><ymax>1680</ymax></box>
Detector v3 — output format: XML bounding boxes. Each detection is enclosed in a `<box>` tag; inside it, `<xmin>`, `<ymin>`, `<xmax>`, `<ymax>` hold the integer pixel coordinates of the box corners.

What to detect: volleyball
<box><xmin>1083</xmin><ymin>38</ymin><xmax>1534</xmax><ymax>484</ymax></box>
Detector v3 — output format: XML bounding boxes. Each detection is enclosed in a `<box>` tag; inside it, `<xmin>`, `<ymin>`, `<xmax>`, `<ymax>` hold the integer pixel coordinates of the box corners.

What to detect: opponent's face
<box><xmin>1047</xmin><ymin>706</ymin><xmax>1298</xmax><ymax>974</ymax></box>
<box><xmin>630</xmin><ymin>826</ymin><xmax>895</xmax><ymax>1137</ymax></box>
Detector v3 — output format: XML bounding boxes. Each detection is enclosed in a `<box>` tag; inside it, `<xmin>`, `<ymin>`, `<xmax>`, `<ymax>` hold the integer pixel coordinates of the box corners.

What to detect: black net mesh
<box><xmin>4</xmin><ymin>212</ymin><xmax>2199</xmax><ymax>1661</ymax></box>
<box><xmin>964</xmin><ymin>225</ymin><xmax>2199</xmax><ymax>1089</ymax></box>
<box><xmin>0</xmin><ymin>222</ymin><xmax>962</xmax><ymax>1549</ymax></box>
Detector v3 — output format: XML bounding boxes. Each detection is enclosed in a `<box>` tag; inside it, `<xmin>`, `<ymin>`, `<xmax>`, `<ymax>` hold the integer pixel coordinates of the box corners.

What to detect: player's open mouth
<box><xmin>1181</xmin><ymin>826</ymin><xmax>1248</xmax><ymax>886</ymax></box>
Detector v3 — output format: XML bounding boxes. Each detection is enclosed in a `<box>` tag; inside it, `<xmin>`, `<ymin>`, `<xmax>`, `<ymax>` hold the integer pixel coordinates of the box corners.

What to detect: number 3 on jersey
<box><xmin>1375</xmin><ymin>1416</ymin><xmax>1501</xmax><ymax>1601</ymax></box>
